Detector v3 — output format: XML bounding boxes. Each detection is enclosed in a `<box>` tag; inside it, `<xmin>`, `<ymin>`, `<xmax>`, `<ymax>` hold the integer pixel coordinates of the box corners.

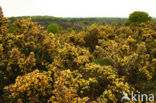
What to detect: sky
<box><xmin>0</xmin><ymin>0</ymin><xmax>156</xmax><ymax>18</ymax></box>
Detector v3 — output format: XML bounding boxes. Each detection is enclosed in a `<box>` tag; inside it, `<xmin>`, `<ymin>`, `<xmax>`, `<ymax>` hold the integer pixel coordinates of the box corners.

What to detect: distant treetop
<box><xmin>125</xmin><ymin>11</ymin><xmax>152</xmax><ymax>26</ymax></box>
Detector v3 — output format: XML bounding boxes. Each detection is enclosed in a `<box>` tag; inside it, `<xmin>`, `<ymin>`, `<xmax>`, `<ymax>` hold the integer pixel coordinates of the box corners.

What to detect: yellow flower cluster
<box><xmin>4</xmin><ymin>69</ymin><xmax>53</xmax><ymax>102</ymax></box>
<box><xmin>94</xmin><ymin>22</ymin><xmax>156</xmax><ymax>81</ymax></box>
<box><xmin>48</xmin><ymin>68</ymin><xmax>90</xmax><ymax>103</ymax></box>
<box><xmin>52</xmin><ymin>43</ymin><xmax>91</xmax><ymax>71</ymax></box>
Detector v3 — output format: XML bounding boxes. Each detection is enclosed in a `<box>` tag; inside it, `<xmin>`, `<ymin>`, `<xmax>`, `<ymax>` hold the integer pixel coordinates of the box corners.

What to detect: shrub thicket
<box><xmin>0</xmin><ymin>7</ymin><xmax>156</xmax><ymax>103</ymax></box>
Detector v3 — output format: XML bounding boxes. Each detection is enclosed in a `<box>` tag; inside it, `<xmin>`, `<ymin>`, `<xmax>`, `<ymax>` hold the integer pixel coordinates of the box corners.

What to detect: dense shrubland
<box><xmin>0</xmin><ymin>7</ymin><xmax>156</xmax><ymax>103</ymax></box>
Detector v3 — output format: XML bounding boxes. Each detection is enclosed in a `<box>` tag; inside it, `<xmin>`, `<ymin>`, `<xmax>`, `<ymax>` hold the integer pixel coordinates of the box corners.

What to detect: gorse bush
<box><xmin>4</xmin><ymin>70</ymin><xmax>53</xmax><ymax>103</ymax></box>
<box><xmin>0</xmin><ymin>7</ymin><xmax>156</xmax><ymax>103</ymax></box>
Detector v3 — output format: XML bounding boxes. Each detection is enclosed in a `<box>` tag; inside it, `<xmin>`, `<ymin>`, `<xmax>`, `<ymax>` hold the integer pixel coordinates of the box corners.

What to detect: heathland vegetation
<box><xmin>0</xmin><ymin>7</ymin><xmax>156</xmax><ymax>103</ymax></box>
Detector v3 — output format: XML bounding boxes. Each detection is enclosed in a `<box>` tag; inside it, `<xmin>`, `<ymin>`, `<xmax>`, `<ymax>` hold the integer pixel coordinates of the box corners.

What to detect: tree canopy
<box><xmin>125</xmin><ymin>11</ymin><xmax>152</xmax><ymax>26</ymax></box>
<box><xmin>47</xmin><ymin>23</ymin><xmax>62</xmax><ymax>33</ymax></box>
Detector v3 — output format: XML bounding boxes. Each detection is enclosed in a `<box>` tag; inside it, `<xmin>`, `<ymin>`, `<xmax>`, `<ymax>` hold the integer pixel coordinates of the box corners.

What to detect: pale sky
<box><xmin>0</xmin><ymin>0</ymin><xmax>156</xmax><ymax>17</ymax></box>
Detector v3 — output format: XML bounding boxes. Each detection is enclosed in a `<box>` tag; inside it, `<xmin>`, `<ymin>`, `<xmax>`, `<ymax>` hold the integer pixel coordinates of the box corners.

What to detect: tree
<box><xmin>47</xmin><ymin>23</ymin><xmax>62</xmax><ymax>33</ymax></box>
<box><xmin>125</xmin><ymin>11</ymin><xmax>152</xmax><ymax>26</ymax></box>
